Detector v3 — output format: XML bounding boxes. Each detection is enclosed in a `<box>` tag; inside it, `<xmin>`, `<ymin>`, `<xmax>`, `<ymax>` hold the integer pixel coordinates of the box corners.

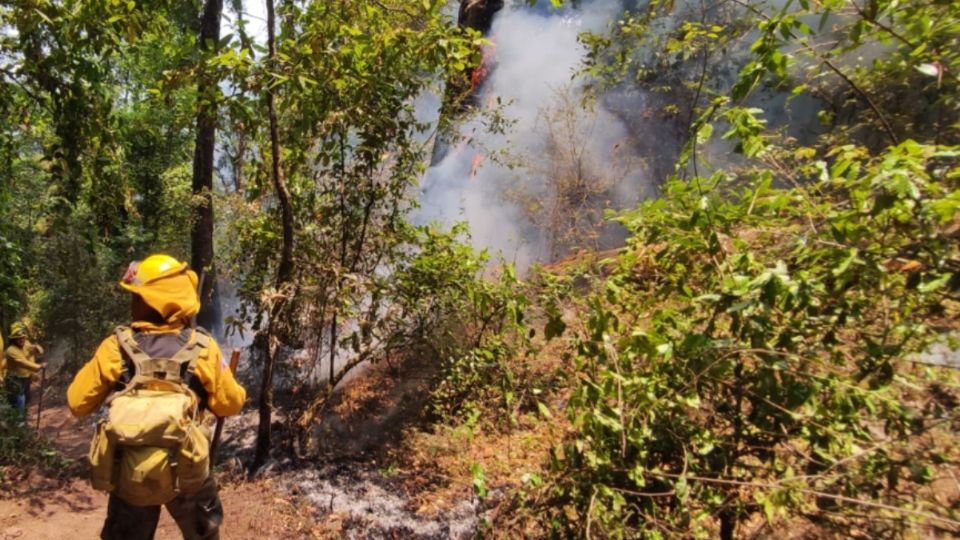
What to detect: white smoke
<box><xmin>413</xmin><ymin>0</ymin><xmax>842</xmax><ymax>269</ymax></box>
<box><xmin>417</xmin><ymin>0</ymin><xmax>653</xmax><ymax>270</ymax></box>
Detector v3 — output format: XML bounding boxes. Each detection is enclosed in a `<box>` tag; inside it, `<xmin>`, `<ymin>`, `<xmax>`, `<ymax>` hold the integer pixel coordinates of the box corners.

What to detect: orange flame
<box><xmin>470</xmin><ymin>153</ymin><xmax>485</xmax><ymax>179</ymax></box>
<box><xmin>470</xmin><ymin>42</ymin><xmax>497</xmax><ymax>91</ymax></box>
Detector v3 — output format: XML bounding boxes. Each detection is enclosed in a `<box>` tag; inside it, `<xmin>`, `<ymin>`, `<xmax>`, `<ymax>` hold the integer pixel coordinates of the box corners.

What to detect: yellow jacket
<box><xmin>5</xmin><ymin>341</ymin><xmax>43</xmax><ymax>379</ymax></box>
<box><xmin>67</xmin><ymin>322</ymin><xmax>246</xmax><ymax>418</ymax></box>
<box><xmin>0</xmin><ymin>334</ymin><xmax>5</xmax><ymax>379</ymax></box>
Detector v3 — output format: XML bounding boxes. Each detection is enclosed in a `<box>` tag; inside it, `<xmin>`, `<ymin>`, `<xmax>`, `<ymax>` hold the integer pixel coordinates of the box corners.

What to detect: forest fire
<box><xmin>470</xmin><ymin>42</ymin><xmax>496</xmax><ymax>91</ymax></box>
<box><xmin>1</xmin><ymin>0</ymin><xmax>957</xmax><ymax>538</ymax></box>
<box><xmin>469</xmin><ymin>153</ymin><xmax>484</xmax><ymax>178</ymax></box>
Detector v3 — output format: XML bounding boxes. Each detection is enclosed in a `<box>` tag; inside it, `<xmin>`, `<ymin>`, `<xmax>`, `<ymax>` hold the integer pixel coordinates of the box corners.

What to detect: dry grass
<box><xmin>387</xmin><ymin>313</ymin><xmax>577</xmax><ymax>518</ymax></box>
<box><xmin>396</xmin><ymin>410</ymin><xmax>568</xmax><ymax>517</ymax></box>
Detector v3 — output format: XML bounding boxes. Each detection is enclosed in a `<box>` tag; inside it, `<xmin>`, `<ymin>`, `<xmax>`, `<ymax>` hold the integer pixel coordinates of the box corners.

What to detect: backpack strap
<box><xmin>115</xmin><ymin>326</ymin><xmax>150</xmax><ymax>374</ymax></box>
<box><xmin>185</xmin><ymin>333</ymin><xmax>212</xmax><ymax>412</ymax></box>
<box><xmin>174</xmin><ymin>330</ymin><xmax>209</xmax><ymax>388</ymax></box>
<box><xmin>108</xmin><ymin>326</ymin><xmax>208</xmax><ymax>404</ymax></box>
<box><xmin>119</xmin><ymin>326</ymin><xmax>184</xmax><ymax>381</ymax></box>
<box><xmin>109</xmin><ymin>327</ymin><xmax>155</xmax><ymax>403</ymax></box>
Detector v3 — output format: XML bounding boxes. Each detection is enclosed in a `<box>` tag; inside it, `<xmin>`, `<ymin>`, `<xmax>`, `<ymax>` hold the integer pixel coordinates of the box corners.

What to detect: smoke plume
<box><xmin>418</xmin><ymin>0</ymin><xmax>654</xmax><ymax>270</ymax></box>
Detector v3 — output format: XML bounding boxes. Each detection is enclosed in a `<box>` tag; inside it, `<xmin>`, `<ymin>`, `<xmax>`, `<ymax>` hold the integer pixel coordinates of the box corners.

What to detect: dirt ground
<box><xmin>0</xmin><ymin>474</ymin><xmax>315</xmax><ymax>540</ymax></box>
<box><xmin>0</xmin><ymin>384</ymin><xmax>319</xmax><ymax>540</ymax></box>
<box><xmin>0</xmin><ymin>357</ymin><xmax>484</xmax><ymax>540</ymax></box>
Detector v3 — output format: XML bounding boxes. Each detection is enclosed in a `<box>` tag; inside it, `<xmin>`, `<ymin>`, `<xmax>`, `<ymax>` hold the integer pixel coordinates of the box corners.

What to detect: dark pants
<box><xmin>4</xmin><ymin>377</ymin><xmax>30</xmax><ymax>419</ymax></box>
<box><xmin>100</xmin><ymin>475</ymin><xmax>224</xmax><ymax>540</ymax></box>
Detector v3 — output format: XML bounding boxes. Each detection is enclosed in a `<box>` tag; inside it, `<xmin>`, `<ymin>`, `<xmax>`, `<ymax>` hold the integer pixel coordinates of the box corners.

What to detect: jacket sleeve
<box><xmin>67</xmin><ymin>336</ymin><xmax>124</xmax><ymax>418</ymax></box>
<box><xmin>194</xmin><ymin>338</ymin><xmax>246</xmax><ymax>417</ymax></box>
<box><xmin>6</xmin><ymin>346</ymin><xmax>42</xmax><ymax>372</ymax></box>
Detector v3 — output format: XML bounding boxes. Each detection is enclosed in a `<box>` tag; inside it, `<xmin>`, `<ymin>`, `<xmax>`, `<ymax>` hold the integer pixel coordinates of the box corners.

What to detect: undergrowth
<box><xmin>530</xmin><ymin>142</ymin><xmax>960</xmax><ymax>538</ymax></box>
<box><xmin>420</xmin><ymin>1</ymin><xmax>960</xmax><ymax>537</ymax></box>
<box><xmin>0</xmin><ymin>390</ymin><xmax>73</xmax><ymax>484</ymax></box>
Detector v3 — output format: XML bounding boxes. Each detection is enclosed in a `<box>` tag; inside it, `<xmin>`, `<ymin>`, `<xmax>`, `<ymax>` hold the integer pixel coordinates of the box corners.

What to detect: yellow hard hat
<box><xmin>8</xmin><ymin>321</ymin><xmax>27</xmax><ymax>339</ymax></box>
<box><xmin>120</xmin><ymin>254</ymin><xmax>188</xmax><ymax>291</ymax></box>
<box><xmin>120</xmin><ymin>254</ymin><xmax>200</xmax><ymax>322</ymax></box>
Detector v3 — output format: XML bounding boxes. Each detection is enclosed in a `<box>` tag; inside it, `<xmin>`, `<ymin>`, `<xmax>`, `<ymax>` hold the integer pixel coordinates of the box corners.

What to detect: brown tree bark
<box><xmin>252</xmin><ymin>0</ymin><xmax>295</xmax><ymax>472</ymax></box>
<box><xmin>191</xmin><ymin>0</ymin><xmax>223</xmax><ymax>332</ymax></box>
<box><xmin>430</xmin><ymin>0</ymin><xmax>503</xmax><ymax>165</ymax></box>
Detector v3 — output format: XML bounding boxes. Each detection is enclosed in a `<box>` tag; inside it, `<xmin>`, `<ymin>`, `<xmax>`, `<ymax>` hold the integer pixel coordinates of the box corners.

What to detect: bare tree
<box><xmin>506</xmin><ymin>87</ymin><xmax>639</xmax><ymax>260</ymax></box>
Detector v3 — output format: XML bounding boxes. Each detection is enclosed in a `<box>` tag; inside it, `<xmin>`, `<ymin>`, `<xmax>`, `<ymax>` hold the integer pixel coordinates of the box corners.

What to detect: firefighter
<box><xmin>67</xmin><ymin>254</ymin><xmax>246</xmax><ymax>540</ymax></box>
<box><xmin>5</xmin><ymin>321</ymin><xmax>45</xmax><ymax>419</ymax></box>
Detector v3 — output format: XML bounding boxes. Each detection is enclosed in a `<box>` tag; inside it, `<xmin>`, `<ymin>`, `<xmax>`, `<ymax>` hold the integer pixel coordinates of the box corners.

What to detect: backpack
<box><xmin>88</xmin><ymin>326</ymin><xmax>211</xmax><ymax>506</ymax></box>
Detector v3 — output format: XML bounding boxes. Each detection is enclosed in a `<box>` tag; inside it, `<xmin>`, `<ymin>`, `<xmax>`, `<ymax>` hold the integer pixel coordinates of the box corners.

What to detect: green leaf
<box><xmin>696</xmin><ymin>122</ymin><xmax>713</xmax><ymax>145</ymax></box>
<box><xmin>537</xmin><ymin>401</ymin><xmax>554</xmax><ymax>419</ymax></box>
<box><xmin>918</xmin><ymin>273</ymin><xmax>952</xmax><ymax>293</ymax></box>
<box><xmin>831</xmin><ymin>248</ymin><xmax>861</xmax><ymax>277</ymax></box>
<box><xmin>910</xmin><ymin>463</ymin><xmax>934</xmax><ymax>484</ymax></box>
<box><xmin>470</xmin><ymin>463</ymin><xmax>488</xmax><ymax>498</ymax></box>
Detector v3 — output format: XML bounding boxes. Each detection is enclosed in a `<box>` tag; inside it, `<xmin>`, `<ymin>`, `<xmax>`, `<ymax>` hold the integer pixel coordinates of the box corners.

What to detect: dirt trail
<box><xmin>0</xmin><ymin>473</ymin><xmax>310</xmax><ymax>540</ymax></box>
<box><xmin>0</xmin><ymin>385</ymin><xmax>317</xmax><ymax>540</ymax></box>
<box><xmin>1</xmin><ymin>358</ymin><xmax>483</xmax><ymax>540</ymax></box>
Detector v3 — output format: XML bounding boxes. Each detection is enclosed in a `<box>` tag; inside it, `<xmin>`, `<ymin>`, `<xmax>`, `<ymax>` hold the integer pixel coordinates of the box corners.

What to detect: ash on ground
<box><xmin>283</xmin><ymin>462</ymin><xmax>480</xmax><ymax>539</ymax></box>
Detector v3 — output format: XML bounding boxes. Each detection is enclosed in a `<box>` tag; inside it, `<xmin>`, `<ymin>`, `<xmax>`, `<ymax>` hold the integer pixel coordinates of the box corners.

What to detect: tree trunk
<box><xmin>232</xmin><ymin>125</ymin><xmax>246</xmax><ymax>193</ymax></box>
<box><xmin>330</xmin><ymin>132</ymin><xmax>347</xmax><ymax>385</ymax></box>
<box><xmin>252</xmin><ymin>0</ymin><xmax>294</xmax><ymax>472</ymax></box>
<box><xmin>719</xmin><ymin>510</ymin><xmax>736</xmax><ymax>540</ymax></box>
<box><xmin>191</xmin><ymin>0</ymin><xmax>223</xmax><ymax>333</ymax></box>
<box><xmin>430</xmin><ymin>0</ymin><xmax>503</xmax><ymax>165</ymax></box>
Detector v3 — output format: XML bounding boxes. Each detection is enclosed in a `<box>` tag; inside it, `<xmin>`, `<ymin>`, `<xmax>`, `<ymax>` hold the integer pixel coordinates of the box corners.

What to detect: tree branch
<box><xmin>647</xmin><ymin>471</ymin><xmax>960</xmax><ymax>530</ymax></box>
<box><xmin>0</xmin><ymin>67</ymin><xmax>47</xmax><ymax>107</ymax></box>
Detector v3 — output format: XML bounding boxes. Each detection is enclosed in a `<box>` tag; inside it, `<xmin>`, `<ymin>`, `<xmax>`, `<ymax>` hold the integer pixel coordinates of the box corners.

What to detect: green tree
<box><xmin>0</xmin><ymin>0</ymin><xmax>205</xmax><ymax>363</ymax></box>
<box><xmin>213</xmin><ymin>0</ymin><xmax>486</xmax><ymax>465</ymax></box>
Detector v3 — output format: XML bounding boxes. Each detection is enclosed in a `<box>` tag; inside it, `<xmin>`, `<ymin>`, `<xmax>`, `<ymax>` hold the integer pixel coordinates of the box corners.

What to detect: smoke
<box><xmin>417</xmin><ymin>0</ymin><xmax>654</xmax><ymax>270</ymax></box>
<box><xmin>414</xmin><ymin>0</ymin><xmax>852</xmax><ymax>270</ymax></box>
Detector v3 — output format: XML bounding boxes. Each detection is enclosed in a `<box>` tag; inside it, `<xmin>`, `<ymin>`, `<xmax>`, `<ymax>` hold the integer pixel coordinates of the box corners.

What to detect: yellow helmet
<box><xmin>120</xmin><ymin>254</ymin><xmax>188</xmax><ymax>291</ymax></box>
<box><xmin>120</xmin><ymin>254</ymin><xmax>200</xmax><ymax>323</ymax></box>
<box><xmin>8</xmin><ymin>321</ymin><xmax>27</xmax><ymax>339</ymax></box>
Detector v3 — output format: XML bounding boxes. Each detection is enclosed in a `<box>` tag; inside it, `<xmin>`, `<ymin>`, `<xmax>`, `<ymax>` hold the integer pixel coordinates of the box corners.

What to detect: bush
<box><xmin>543</xmin><ymin>141</ymin><xmax>959</xmax><ymax>538</ymax></box>
<box><xmin>0</xmin><ymin>388</ymin><xmax>71</xmax><ymax>480</ymax></box>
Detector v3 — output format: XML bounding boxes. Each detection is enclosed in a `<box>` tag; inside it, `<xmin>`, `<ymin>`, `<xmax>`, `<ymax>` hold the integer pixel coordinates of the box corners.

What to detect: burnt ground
<box><xmin>270</xmin><ymin>353</ymin><xmax>484</xmax><ymax>539</ymax></box>
<box><xmin>0</xmin><ymin>355</ymin><xmax>484</xmax><ymax>540</ymax></box>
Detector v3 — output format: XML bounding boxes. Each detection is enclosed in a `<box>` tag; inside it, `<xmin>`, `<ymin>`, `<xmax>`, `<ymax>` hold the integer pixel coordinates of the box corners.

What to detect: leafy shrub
<box><xmin>543</xmin><ymin>141</ymin><xmax>959</xmax><ymax>538</ymax></box>
<box><xmin>0</xmin><ymin>388</ymin><xmax>72</xmax><ymax>479</ymax></box>
<box><xmin>400</xmin><ymin>224</ymin><xmax>535</xmax><ymax>424</ymax></box>
<box><xmin>502</xmin><ymin>0</ymin><xmax>960</xmax><ymax>537</ymax></box>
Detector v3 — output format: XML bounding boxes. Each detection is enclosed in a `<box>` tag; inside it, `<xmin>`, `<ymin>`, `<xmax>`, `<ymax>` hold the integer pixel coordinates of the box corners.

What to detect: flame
<box><xmin>470</xmin><ymin>153</ymin><xmax>485</xmax><ymax>179</ymax></box>
<box><xmin>470</xmin><ymin>41</ymin><xmax>497</xmax><ymax>91</ymax></box>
